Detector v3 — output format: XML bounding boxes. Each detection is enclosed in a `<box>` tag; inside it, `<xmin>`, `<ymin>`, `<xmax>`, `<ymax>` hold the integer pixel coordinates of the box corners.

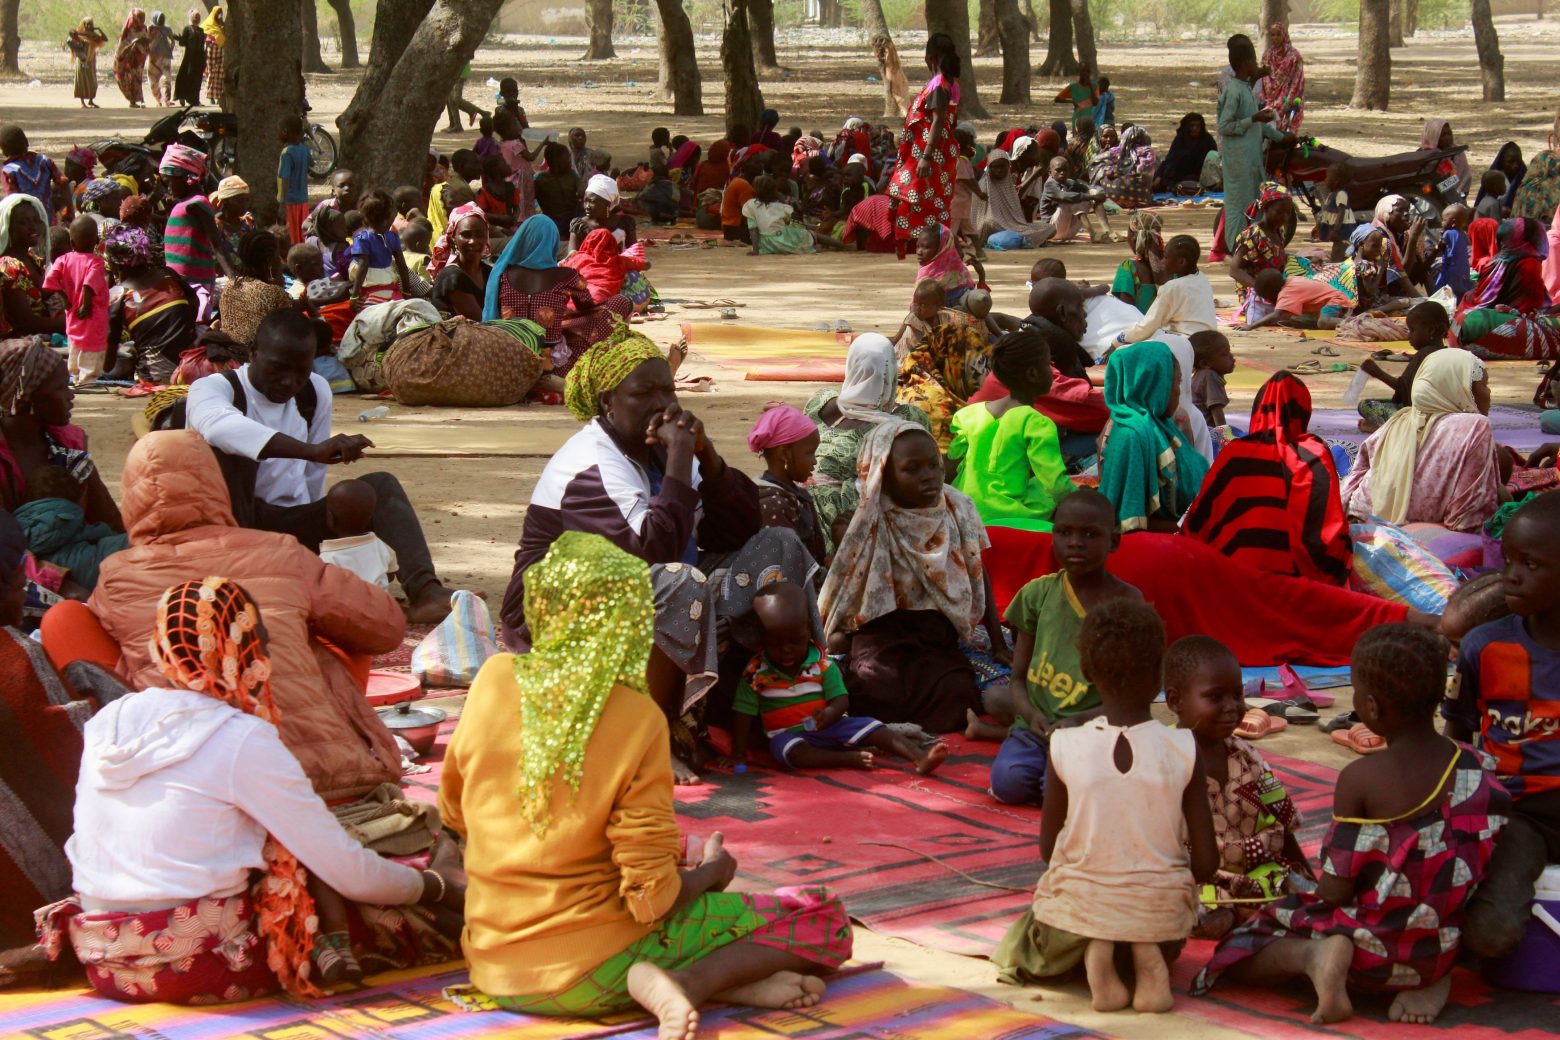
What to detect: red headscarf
<box><xmin>1181</xmin><ymin>372</ymin><xmax>1351</xmax><ymax>586</ymax></box>
<box><xmin>561</xmin><ymin>228</ymin><xmax>646</xmax><ymax>304</ymax></box>
<box><xmin>693</xmin><ymin>140</ymin><xmax>732</xmax><ymax>192</ymax></box>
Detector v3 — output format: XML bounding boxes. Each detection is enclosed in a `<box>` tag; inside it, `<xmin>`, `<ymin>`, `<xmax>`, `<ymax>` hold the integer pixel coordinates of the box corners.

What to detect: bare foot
<box><xmin>915</xmin><ymin>742</ymin><xmax>949</xmax><ymax>775</ymax></box>
<box><xmin>963</xmin><ymin>709</ymin><xmax>1006</xmax><ymax>742</ymax></box>
<box><xmin>1388</xmin><ymin>975</ymin><xmax>1451</xmax><ymax>1025</ymax></box>
<box><xmin>1306</xmin><ymin>935</ymin><xmax>1354</xmax><ymax>1024</ymax></box>
<box><xmin>715</xmin><ymin>970</ymin><xmax>826</xmax><ymax>1009</ymax></box>
<box><xmin>626</xmin><ymin>963</ymin><xmax>700</xmax><ymax>1040</ymax></box>
<box><xmin>671</xmin><ymin>753</ymin><xmax>701</xmax><ymax>786</ymax></box>
<box><xmin>403</xmin><ymin>584</ymin><xmax>455</xmax><ymax>625</ymax></box>
<box><xmin>1130</xmin><ymin>943</ymin><xmax>1174</xmax><ymax>1014</ymax></box>
<box><xmin>1084</xmin><ymin>939</ymin><xmax>1130</xmax><ymax>1012</ymax></box>
<box><xmin>853</xmin><ymin>751</ymin><xmax>875</xmax><ymax>770</ymax></box>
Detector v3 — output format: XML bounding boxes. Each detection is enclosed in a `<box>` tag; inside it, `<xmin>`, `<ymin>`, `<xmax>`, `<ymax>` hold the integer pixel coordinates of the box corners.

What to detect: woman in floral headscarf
<box><xmin>1088</xmin><ymin>124</ymin><xmax>1157</xmax><ymax>210</ymax></box>
<box><xmin>1258</xmin><ymin>22</ymin><xmax>1305</xmax><ymax>134</ymax></box>
<box><xmin>428</xmin><ymin>202</ymin><xmax>490</xmax><ymax>321</ymax></box>
<box><xmin>113</xmin><ymin>9</ymin><xmax>150</xmax><ymax>107</ymax></box>
<box><xmin>444</xmin><ymin>533</ymin><xmax>852</xmax><ymax>1032</ymax></box>
<box><xmin>1229</xmin><ymin>182</ymin><xmax>1295</xmax><ymax>306</ymax></box>
<box><xmin>38</xmin><ymin>577</ymin><xmax>463</xmax><ymax>1004</ymax></box>
<box><xmin>819</xmin><ymin>420</ymin><xmax>1006</xmax><ymax>733</ymax></box>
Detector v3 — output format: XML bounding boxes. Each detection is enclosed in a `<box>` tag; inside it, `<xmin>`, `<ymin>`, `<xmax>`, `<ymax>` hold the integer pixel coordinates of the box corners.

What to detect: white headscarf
<box><xmin>1011</xmin><ymin>136</ymin><xmax>1037</xmax><ymax>162</ymax></box>
<box><xmin>0</xmin><ymin>194</ymin><xmax>49</xmax><ymax>262</ymax></box>
<box><xmin>1355</xmin><ymin>348</ymin><xmax>1486</xmax><ymax>525</ymax></box>
<box><xmin>836</xmin><ymin>333</ymin><xmax>899</xmax><ymax>423</ymax></box>
<box><xmin>585</xmin><ymin>173</ymin><xmax>619</xmax><ymax>205</ymax></box>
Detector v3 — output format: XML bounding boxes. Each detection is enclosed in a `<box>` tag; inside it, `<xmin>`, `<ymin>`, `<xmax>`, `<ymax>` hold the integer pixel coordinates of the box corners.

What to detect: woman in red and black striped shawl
<box><xmin>1181</xmin><ymin>372</ymin><xmax>1352</xmax><ymax>586</ymax></box>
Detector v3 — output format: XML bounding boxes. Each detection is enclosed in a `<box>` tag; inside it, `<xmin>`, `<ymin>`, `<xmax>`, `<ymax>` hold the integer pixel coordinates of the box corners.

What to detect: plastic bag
<box><xmin>411</xmin><ymin>590</ymin><xmax>498</xmax><ymax>687</ymax></box>
<box><xmin>1348</xmin><ymin>521</ymin><xmax>1458</xmax><ymax>614</ymax></box>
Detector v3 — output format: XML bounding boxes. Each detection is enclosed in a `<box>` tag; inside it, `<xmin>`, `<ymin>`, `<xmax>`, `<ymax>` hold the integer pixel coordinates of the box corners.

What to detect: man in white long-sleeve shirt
<box><xmin>1112</xmin><ymin>235</ymin><xmax>1219</xmax><ymax>347</ymax></box>
<box><xmin>186</xmin><ymin>309</ymin><xmax>455</xmax><ymax>623</ymax></box>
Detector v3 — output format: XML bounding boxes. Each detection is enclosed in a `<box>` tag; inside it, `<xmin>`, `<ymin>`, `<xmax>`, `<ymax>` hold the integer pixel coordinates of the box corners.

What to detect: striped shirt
<box><xmin>733</xmin><ymin>644</ymin><xmax>846</xmax><ymax>737</ymax></box>
<box><xmin>164</xmin><ymin>196</ymin><xmax>217</xmax><ymax>282</ymax></box>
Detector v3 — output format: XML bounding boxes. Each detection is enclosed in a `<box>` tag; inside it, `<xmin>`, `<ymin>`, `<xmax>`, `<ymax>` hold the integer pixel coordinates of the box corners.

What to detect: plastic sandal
<box><xmin>1292</xmin><ymin>360</ymin><xmax>1324</xmax><ymax>374</ymax></box>
<box><xmin>1234</xmin><ymin>707</ymin><xmax>1288</xmax><ymax>739</ymax></box>
<box><xmin>1331</xmin><ymin>723</ymin><xmax>1386</xmax><ymax>755</ymax></box>
<box><xmin>1248</xmin><ymin>697</ymin><xmax>1319</xmax><ymax>725</ymax></box>
<box><xmin>1277</xmin><ymin>663</ymin><xmax>1333</xmax><ymax>708</ymax></box>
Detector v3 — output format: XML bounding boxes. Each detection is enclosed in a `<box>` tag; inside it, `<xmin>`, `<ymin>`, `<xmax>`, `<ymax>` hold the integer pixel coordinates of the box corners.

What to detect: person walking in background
<box><xmin>145</xmin><ymin>11</ymin><xmax>175</xmax><ymax>107</ymax></box>
<box><xmin>887</xmin><ymin>33</ymin><xmax>963</xmax><ymax>260</ymax></box>
<box><xmin>113</xmin><ymin>8</ymin><xmax>150</xmax><ymax>109</ymax></box>
<box><xmin>444</xmin><ymin>63</ymin><xmax>486</xmax><ymax>134</ymax></box>
<box><xmin>1258</xmin><ymin>22</ymin><xmax>1305</xmax><ymax>134</ymax></box>
<box><xmin>201</xmin><ymin>6</ymin><xmax>226</xmax><ymax>109</ymax></box>
<box><xmin>173</xmin><ymin>9</ymin><xmax>205</xmax><ymax>107</ymax></box>
<box><xmin>67</xmin><ymin>17</ymin><xmax>110</xmax><ymax>110</ymax></box>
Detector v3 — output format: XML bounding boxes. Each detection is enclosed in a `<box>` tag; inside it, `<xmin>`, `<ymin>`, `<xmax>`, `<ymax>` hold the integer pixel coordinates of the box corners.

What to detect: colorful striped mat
<box><xmin>0</xmin><ymin>964</ymin><xmax>1105</xmax><ymax>1040</ymax></box>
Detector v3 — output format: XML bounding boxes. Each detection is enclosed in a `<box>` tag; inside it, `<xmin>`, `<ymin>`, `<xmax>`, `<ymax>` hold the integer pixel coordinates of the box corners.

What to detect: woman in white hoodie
<box><xmin>38</xmin><ymin>577</ymin><xmax>465</xmax><ymax>1004</ymax></box>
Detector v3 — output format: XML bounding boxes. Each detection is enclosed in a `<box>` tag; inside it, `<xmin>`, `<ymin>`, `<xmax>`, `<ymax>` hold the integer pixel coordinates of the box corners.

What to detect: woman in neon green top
<box><xmin>948</xmin><ymin>327</ymin><xmax>1076</xmax><ymax>531</ymax></box>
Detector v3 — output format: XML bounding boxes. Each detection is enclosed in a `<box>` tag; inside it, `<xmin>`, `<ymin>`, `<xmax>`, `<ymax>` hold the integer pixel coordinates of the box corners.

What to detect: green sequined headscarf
<box><xmin>562</xmin><ymin>319</ymin><xmax>665</xmax><ymax>422</ymax></box>
<box><xmin>515</xmin><ymin>531</ymin><xmax>654</xmax><ymax>833</ymax></box>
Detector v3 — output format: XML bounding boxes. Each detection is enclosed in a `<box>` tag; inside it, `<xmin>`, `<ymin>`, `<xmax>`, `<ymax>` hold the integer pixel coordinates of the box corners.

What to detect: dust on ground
<box><xmin>1</xmin><ymin>20</ymin><xmax>1550</xmax><ymax>1030</ymax></box>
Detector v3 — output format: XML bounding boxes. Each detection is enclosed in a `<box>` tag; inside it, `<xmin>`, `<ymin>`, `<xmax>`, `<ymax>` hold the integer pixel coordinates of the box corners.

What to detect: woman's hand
<box><xmin>1529</xmin><ymin>442</ymin><xmax>1560</xmax><ymax>469</ymax></box>
<box><xmin>1253</xmin><ymin>108</ymin><xmax>1276</xmax><ymax>123</ymax></box>
<box><xmin>916</xmin><ymin>158</ymin><xmax>933</xmax><ymax>181</ymax></box>
<box><xmin>424</xmin><ymin>834</ymin><xmax>467</xmax><ymax>912</ymax></box>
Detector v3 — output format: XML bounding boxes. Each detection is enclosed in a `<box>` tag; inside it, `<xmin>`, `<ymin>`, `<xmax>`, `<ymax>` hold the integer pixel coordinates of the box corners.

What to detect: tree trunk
<box><xmin>1037</xmin><ymin>0</ymin><xmax>1076</xmax><ymax>76</ymax></box>
<box><xmin>750</xmin><ymin>0</ymin><xmax>780</xmax><ymax>69</ymax></box>
<box><xmin>819</xmin><ymin>0</ymin><xmax>844</xmax><ymax>27</ymax></box>
<box><xmin>1069</xmin><ymin>0</ymin><xmax>1096</xmax><ymax>72</ymax></box>
<box><xmin>722</xmin><ymin>0</ymin><xmax>765</xmax><ymax>135</ymax></box>
<box><xmin>1023</xmin><ymin>0</ymin><xmax>1040</xmax><ymax>40</ymax></box>
<box><xmin>1388</xmin><ymin>0</ymin><xmax>1405</xmax><ymax>48</ymax></box>
<box><xmin>1404</xmin><ymin>0</ymin><xmax>1419</xmax><ymax>36</ymax></box>
<box><xmin>1258</xmin><ymin>0</ymin><xmax>1286</xmax><ymax>37</ymax></box>
<box><xmin>228</xmin><ymin>0</ymin><xmax>305</xmax><ymax>225</ymax></box>
<box><xmin>995</xmin><ymin>0</ymin><xmax>1030</xmax><ymax>104</ymax></box>
<box><xmin>1471</xmin><ymin>0</ymin><xmax>1506</xmax><ymax>101</ymax></box>
<box><xmin>327</xmin><ymin>0</ymin><xmax>360</xmax><ymax>67</ymax></box>
<box><xmin>584</xmin><ymin>0</ymin><xmax>616</xmax><ymax>58</ymax></box>
<box><xmin>336</xmin><ymin>0</ymin><xmax>506</xmax><ymax>192</ymax></box>
<box><xmin>977</xmin><ymin>0</ymin><xmax>1000</xmax><ymax>57</ymax></box>
<box><xmin>302</xmin><ymin>0</ymin><xmax>331</xmax><ymax>73</ymax></box>
<box><xmin>924</xmin><ymin>0</ymin><xmax>989</xmax><ymax>118</ymax></box>
<box><xmin>0</xmin><ymin>0</ymin><xmax>19</xmax><ymax>75</ymax></box>
<box><xmin>1351</xmin><ymin>0</ymin><xmax>1391</xmax><ymax>110</ymax></box>
<box><xmin>860</xmin><ymin>0</ymin><xmax>910</xmax><ymax>119</ymax></box>
<box><xmin>654</xmin><ymin>0</ymin><xmax>704</xmax><ymax>115</ymax></box>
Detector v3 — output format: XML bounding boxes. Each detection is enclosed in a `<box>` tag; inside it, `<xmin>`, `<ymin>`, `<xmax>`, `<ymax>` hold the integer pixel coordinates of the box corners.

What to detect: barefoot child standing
<box><xmin>995</xmin><ymin>598</ymin><xmax>1217</xmax><ymax>1013</ymax></box>
<box><xmin>1195</xmin><ymin>624</ymin><xmax>1510</xmax><ymax>1025</ymax></box>
<box><xmin>731</xmin><ymin>583</ymin><xmax>948</xmax><ymax>775</ymax></box>
<box><xmin>1164</xmin><ymin>635</ymin><xmax>1312</xmax><ymax>940</ymax></box>
<box><xmin>979</xmin><ymin>489</ymin><xmax>1141</xmax><ymax>805</ymax></box>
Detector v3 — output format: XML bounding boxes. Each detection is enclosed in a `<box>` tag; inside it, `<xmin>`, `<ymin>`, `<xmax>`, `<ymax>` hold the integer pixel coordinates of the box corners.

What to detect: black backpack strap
<box><xmin>220</xmin><ymin>368</ymin><xmax>247</xmax><ymax>414</ymax></box>
<box><xmin>297</xmin><ymin>377</ymin><xmax>318</xmax><ymax>427</ymax></box>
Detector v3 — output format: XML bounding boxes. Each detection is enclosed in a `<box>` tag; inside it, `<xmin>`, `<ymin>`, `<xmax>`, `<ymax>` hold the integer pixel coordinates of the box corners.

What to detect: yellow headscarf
<box><xmin>562</xmin><ymin>320</ymin><xmax>665</xmax><ymax>422</ymax></box>
<box><xmin>1363</xmin><ymin>347</ymin><xmax>1485</xmax><ymax>525</ymax></box>
<box><xmin>515</xmin><ymin>532</ymin><xmax>652</xmax><ymax>834</ymax></box>
<box><xmin>199</xmin><ymin>6</ymin><xmax>224</xmax><ymax>46</ymax></box>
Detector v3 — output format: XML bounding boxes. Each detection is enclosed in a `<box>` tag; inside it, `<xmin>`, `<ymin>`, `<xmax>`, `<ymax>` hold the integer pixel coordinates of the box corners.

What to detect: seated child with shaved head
<box><xmin>730</xmin><ymin>582</ymin><xmax>948</xmax><ymax>775</ymax></box>
<box><xmin>1165</xmin><ymin>636</ymin><xmax>1312</xmax><ymax>941</ymax></box>
<box><xmin>319</xmin><ymin>479</ymin><xmax>397</xmax><ymax>592</ymax></box>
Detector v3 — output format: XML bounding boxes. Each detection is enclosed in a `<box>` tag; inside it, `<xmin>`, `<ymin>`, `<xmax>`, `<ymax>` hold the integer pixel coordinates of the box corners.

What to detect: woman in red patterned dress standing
<box><xmin>887</xmin><ymin>33</ymin><xmax>962</xmax><ymax>259</ymax></box>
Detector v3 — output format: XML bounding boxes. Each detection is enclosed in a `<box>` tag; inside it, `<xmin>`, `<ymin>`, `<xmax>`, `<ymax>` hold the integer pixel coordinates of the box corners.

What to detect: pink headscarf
<box><xmin>429</xmin><ymin>202</ymin><xmax>486</xmax><ymax>277</ymax></box>
<box><xmin>158</xmin><ymin>142</ymin><xmax>206</xmax><ymax>179</ymax></box>
<box><xmin>748</xmin><ymin>404</ymin><xmax>817</xmax><ymax>453</ymax></box>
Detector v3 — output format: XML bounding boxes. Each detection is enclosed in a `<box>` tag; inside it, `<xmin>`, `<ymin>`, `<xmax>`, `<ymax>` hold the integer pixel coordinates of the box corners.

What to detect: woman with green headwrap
<box><xmin>1097</xmin><ymin>341</ymin><xmax>1210</xmax><ymax>533</ymax></box>
<box><xmin>444</xmin><ymin>532</ymin><xmax>852</xmax><ymax>1036</ymax></box>
<box><xmin>499</xmin><ymin>323</ymin><xmax>823</xmax><ymax>782</ymax></box>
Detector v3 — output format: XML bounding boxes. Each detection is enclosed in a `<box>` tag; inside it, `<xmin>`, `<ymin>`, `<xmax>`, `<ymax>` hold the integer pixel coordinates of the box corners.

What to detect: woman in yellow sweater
<box><xmin>440</xmin><ymin>532</ymin><xmax>852</xmax><ymax>1040</ymax></box>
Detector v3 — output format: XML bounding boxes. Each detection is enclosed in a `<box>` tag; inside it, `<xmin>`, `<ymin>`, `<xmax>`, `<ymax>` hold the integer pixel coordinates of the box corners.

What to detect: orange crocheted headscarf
<box><xmin>150</xmin><ymin>577</ymin><xmax>323</xmax><ymax>997</ymax></box>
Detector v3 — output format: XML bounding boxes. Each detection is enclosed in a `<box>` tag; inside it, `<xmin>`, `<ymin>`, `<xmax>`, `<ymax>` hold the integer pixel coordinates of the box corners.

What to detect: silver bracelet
<box><xmin>422</xmin><ymin>868</ymin><xmax>446</xmax><ymax>904</ymax></box>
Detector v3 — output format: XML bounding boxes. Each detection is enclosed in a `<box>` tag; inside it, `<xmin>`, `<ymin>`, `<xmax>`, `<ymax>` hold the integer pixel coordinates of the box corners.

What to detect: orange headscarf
<box><xmin>149</xmin><ymin>577</ymin><xmax>323</xmax><ymax>998</ymax></box>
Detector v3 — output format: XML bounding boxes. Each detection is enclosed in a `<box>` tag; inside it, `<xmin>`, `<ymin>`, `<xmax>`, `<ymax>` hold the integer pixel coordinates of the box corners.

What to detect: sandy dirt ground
<box><xmin>2</xmin><ymin>20</ymin><xmax>1553</xmax><ymax>1030</ymax></box>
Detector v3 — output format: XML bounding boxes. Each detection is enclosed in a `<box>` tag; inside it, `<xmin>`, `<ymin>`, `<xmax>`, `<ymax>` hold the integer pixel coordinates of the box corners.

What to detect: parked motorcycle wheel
<box><xmin>307</xmin><ymin>125</ymin><xmax>338</xmax><ymax>180</ymax></box>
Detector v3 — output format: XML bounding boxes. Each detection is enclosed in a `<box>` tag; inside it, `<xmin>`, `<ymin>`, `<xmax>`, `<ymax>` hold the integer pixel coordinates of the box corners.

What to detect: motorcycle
<box><xmin>89</xmin><ymin>103</ymin><xmax>337</xmax><ymax>187</ymax></box>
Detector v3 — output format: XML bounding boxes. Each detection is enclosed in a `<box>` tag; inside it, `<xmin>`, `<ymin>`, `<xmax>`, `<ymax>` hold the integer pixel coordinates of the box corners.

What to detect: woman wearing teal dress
<box><xmin>1098</xmin><ymin>341</ymin><xmax>1210</xmax><ymax>532</ymax></box>
<box><xmin>948</xmin><ymin>328</ymin><xmax>1076</xmax><ymax>531</ymax></box>
<box><xmin>1217</xmin><ymin>39</ymin><xmax>1289</xmax><ymax>250</ymax></box>
<box><xmin>805</xmin><ymin>334</ymin><xmax>929</xmax><ymax>554</ymax></box>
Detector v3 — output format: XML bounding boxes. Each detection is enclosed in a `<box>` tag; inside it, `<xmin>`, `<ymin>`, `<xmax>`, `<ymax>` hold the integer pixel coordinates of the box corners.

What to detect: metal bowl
<box><xmin>376</xmin><ymin>701</ymin><xmax>447</xmax><ymax>756</ymax></box>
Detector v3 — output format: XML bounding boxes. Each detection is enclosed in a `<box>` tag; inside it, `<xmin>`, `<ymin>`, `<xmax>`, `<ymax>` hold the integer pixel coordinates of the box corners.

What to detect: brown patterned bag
<box><xmin>383</xmin><ymin>317</ymin><xmax>544</xmax><ymax>406</ymax></box>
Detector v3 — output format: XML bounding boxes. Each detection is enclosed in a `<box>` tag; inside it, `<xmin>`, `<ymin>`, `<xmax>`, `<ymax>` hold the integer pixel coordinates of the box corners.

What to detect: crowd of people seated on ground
<box><xmin>2</xmin><ymin>28</ymin><xmax>1560</xmax><ymax>1038</ymax></box>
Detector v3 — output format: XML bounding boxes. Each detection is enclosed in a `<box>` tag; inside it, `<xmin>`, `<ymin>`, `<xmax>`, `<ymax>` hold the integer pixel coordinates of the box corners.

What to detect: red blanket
<box><xmin>986</xmin><ymin>526</ymin><xmax>1406</xmax><ymax>666</ymax></box>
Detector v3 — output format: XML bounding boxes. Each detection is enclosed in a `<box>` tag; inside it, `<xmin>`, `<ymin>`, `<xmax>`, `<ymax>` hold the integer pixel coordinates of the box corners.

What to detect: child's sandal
<box><xmin>1234</xmin><ymin>707</ymin><xmax>1287</xmax><ymax>740</ymax></box>
<box><xmin>1330</xmin><ymin>722</ymin><xmax>1386</xmax><ymax>755</ymax></box>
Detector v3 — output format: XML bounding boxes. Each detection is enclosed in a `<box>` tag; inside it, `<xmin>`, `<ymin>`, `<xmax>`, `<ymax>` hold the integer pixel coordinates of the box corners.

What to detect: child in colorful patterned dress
<box><xmin>730</xmin><ymin>582</ymin><xmax>947</xmax><ymax>774</ymax></box>
<box><xmin>1165</xmin><ymin>635</ymin><xmax>1312</xmax><ymax>940</ymax></box>
<box><xmin>1195</xmin><ymin>623</ymin><xmax>1509</xmax><ymax>1026</ymax></box>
